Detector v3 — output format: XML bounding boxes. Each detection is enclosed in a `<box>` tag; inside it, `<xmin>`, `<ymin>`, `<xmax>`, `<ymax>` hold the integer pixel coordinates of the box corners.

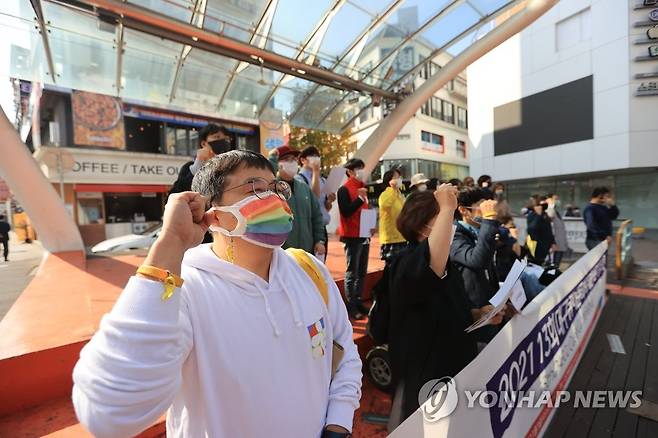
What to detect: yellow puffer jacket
<box><xmin>378</xmin><ymin>187</ymin><xmax>406</xmax><ymax>244</ymax></box>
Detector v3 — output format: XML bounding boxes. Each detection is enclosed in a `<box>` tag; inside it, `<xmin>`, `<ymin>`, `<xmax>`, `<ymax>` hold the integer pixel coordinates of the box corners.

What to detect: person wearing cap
<box><xmin>409</xmin><ymin>173</ymin><xmax>430</xmax><ymax>193</ymax></box>
<box><xmin>378</xmin><ymin>168</ymin><xmax>407</xmax><ymax>265</ymax></box>
<box><xmin>276</xmin><ymin>145</ymin><xmax>326</xmax><ymax>256</ymax></box>
<box><xmin>337</xmin><ymin>158</ymin><xmax>370</xmax><ymax>320</ymax></box>
<box><xmin>297</xmin><ymin>146</ymin><xmax>336</xmax><ymax>260</ymax></box>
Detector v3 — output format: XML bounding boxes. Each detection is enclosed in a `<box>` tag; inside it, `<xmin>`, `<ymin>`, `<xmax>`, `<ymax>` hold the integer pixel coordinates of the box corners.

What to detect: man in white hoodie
<box><xmin>72</xmin><ymin>150</ymin><xmax>362</xmax><ymax>438</ymax></box>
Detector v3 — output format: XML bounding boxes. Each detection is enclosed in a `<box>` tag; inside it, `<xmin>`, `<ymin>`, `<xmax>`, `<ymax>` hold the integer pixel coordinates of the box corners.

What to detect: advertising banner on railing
<box><xmin>391</xmin><ymin>242</ymin><xmax>609</xmax><ymax>438</ymax></box>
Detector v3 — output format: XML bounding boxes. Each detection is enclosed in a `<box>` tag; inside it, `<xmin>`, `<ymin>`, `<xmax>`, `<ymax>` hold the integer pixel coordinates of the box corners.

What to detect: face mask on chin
<box><xmin>209</xmin><ymin>192</ymin><xmax>294</xmax><ymax>248</ymax></box>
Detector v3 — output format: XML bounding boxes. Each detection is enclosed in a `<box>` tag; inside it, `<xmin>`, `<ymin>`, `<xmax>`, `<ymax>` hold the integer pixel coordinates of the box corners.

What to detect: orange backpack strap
<box><xmin>285</xmin><ymin>247</ymin><xmax>329</xmax><ymax>307</ymax></box>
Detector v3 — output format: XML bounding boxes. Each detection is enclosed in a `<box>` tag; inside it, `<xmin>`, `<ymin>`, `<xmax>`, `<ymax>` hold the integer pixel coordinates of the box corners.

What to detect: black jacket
<box><xmin>0</xmin><ymin>221</ymin><xmax>9</xmax><ymax>240</ymax></box>
<box><xmin>169</xmin><ymin>161</ymin><xmax>213</xmax><ymax>244</ymax></box>
<box><xmin>388</xmin><ymin>241</ymin><xmax>478</xmax><ymax>423</ymax></box>
<box><xmin>169</xmin><ymin>161</ymin><xmax>194</xmax><ymax>197</ymax></box>
<box><xmin>527</xmin><ymin>211</ymin><xmax>555</xmax><ymax>263</ymax></box>
<box><xmin>450</xmin><ymin>220</ymin><xmax>500</xmax><ymax>308</ymax></box>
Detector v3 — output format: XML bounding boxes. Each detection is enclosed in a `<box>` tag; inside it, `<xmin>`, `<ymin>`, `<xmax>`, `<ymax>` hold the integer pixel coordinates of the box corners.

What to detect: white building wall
<box><xmin>466</xmin><ymin>0</ymin><xmax>658</xmax><ymax>182</ymax></box>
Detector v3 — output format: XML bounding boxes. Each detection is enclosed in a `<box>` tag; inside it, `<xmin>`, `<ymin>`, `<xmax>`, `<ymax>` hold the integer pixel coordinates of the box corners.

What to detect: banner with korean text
<box><xmin>391</xmin><ymin>242</ymin><xmax>608</xmax><ymax>438</ymax></box>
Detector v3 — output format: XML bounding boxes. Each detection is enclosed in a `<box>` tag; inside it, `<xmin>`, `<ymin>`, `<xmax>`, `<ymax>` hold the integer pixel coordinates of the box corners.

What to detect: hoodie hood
<box><xmin>182</xmin><ymin>244</ymin><xmax>305</xmax><ymax>337</ymax></box>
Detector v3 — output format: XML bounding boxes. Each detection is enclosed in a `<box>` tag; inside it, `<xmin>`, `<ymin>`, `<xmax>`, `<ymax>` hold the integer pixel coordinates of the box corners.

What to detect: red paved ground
<box><xmin>0</xmin><ymin>235</ymin><xmax>388</xmax><ymax>437</ymax></box>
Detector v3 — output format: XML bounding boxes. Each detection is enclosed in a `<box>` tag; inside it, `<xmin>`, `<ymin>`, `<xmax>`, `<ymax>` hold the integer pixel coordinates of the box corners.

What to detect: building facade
<box><xmin>350</xmin><ymin>7</ymin><xmax>470</xmax><ymax>182</ymax></box>
<box><xmin>23</xmin><ymin>83</ymin><xmax>259</xmax><ymax>246</ymax></box>
<box><xmin>467</xmin><ymin>0</ymin><xmax>658</xmax><ymax>229</ymax></box>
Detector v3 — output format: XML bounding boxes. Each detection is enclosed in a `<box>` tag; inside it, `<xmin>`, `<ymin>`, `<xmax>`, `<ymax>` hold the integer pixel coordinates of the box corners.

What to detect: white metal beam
<box><xmin>30</xmin><ymin>0</ymin><xmax>57</xmax><ymax>84</ymax></box>
<box><xmin>355</xmin><ymin>0</ymin><xmax>559</xmax><ymax>176</ymax></box>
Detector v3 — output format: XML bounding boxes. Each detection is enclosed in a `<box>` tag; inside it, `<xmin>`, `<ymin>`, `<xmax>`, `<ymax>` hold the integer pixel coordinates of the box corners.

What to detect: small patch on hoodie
<box><xmin>307</xmin><ymin>318</ymin><xmax>327</xmax><ymax>359</ymax></box>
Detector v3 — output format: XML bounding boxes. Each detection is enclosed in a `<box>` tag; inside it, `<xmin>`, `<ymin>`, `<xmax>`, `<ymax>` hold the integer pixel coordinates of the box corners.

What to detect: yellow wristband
<box><xmin>483</xmin><ymin>213</ymin><xmax>497</xmax><ymax>219</ymax></box>
<box><xmin>137</xmin><ymin>265</ymin><xmax>184</xmax><ymax>301</ymax></box>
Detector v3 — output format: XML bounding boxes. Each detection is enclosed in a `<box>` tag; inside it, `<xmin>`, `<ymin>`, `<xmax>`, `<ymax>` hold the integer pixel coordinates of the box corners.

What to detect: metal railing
<box><xmin>615</xmin><ymin>219</ymin><xmax>633</xmax><ymax>281</ymax></box>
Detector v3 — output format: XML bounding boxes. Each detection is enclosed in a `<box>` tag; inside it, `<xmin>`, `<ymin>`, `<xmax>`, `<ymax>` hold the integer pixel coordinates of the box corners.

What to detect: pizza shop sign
<box><xmin>36</xmin><ymin>146</ymin><xmax>190</xmax><ymax>185</ymax></box>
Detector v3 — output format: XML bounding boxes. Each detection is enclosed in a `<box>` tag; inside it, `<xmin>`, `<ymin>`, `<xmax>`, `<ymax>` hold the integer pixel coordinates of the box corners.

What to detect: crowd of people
<box><xmin>71</xmin><ymin>122</ymin><xmax>622</xmax><ymax>437</ymax></box>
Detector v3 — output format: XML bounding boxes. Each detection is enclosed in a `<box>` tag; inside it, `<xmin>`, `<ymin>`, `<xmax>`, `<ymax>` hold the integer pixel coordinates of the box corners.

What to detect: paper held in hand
<box><xmin>465</xmin><ymin>259</ymin><xmax>527</xmax><ymax>333</ymax></box>
<box><xmin>359</xmin><ymin>209</ymin><xmax>378</xmax><ymax>238</ymax></box>
<box><xmin>324</xmin><ymin>167</ymin><xmax>346</xmax><ymax>195</ymax></box>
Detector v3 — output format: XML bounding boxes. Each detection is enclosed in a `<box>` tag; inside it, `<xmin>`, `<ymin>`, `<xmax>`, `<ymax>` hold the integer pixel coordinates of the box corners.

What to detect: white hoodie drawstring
<box><xmin>281</xmin><ymin>283</ymin><xmax>303</xmax><ymax>327</ymax></box>
<box><xmin>257</xmin><ymin>288</ymin><xmax>281</xmax><ymax>337</ymax></box>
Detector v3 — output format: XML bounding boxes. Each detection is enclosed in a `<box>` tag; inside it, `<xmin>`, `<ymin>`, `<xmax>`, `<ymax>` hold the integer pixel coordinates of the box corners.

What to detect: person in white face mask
<box><xmin>71</xmin><ymin>150</ymin><xmax>362</xmax><ymax>438</ymax></box>
<box><xmin>378</xmin><ymin>168</ymin><xmax>408</xmax><ymax>265</ymax></box>
<box><xmin>297</xmin><ymin>146</ymin><xmax>336</xmax><ymax>262</ymax></box>
<box><xmin>337</xmin><ymin>158</ymin><xmax>371</xmax><ymax>320</ymax></box>
<box><xmin>275</xmin><ymin>145</ymin><xmax>326</xmax><ymax>256</ymax></box>
<box><xmin>409</xmin><ymin>173</ymin><xmax>430</xmax><ymax>193</ymax></box>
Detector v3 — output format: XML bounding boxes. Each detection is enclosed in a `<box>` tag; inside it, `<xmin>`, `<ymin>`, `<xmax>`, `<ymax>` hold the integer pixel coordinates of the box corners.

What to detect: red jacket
<box><xmin>337</xmin><ymin>177</ymin><xmax>368</xmax><ymax>238</ymax></box>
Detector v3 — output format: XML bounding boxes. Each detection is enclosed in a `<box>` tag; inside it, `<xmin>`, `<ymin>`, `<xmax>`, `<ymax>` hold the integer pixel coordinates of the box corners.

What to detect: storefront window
<box><xmin>77</xmin><ymin>192</ymin><xmax>104</xmax><ymax>225</ymax></box>
<box><xmin>440</xmin><ymin>163</ymin><xmax>469</xmax><ymax>181</ymax></box>
<box><xmin>104</xmin><ymin>192</ymin><xmax>164</xmax><ymax>223</ymax></box>
<box><xmin>125</xmin><ymin>117</ymin><xmax>161</xmax><ymax>153</ymax></box>
<box><xmin>417</xmin><ymin>159</ymin><xmax>441</xmax><ymax>179</ymax></box>
<box><xmin>165</xmin><ymin>124</ymin><xmax>195</xmax><ymax>156</ymax></box>
<box><xmin>382</xmin><ymin>159</ymin><xmax>415</xmax><ymax>180</ymax></box>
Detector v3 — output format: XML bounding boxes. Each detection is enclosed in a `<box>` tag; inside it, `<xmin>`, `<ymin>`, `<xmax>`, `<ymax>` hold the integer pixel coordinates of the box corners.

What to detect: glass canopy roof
<box><xmin>0</xmin><ymin>0</ymin><xmax>518</xmax><ymax>133</ymax></box>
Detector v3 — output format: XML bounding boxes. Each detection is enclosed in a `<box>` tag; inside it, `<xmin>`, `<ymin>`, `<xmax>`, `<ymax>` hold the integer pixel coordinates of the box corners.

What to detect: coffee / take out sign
<box><xmin>34</xmin><ymin>146</ymin><xmax>189</xmax><ymax>185</ymax></box>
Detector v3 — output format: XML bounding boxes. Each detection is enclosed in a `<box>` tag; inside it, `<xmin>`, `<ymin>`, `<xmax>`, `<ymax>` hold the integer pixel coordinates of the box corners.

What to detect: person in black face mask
<box><xmin>169</xmin><ymin>123</ymin><xmax>232</xmax><ymax>242</ymax></box>
<box><xmin>526</xmin><ymin>195</ymin><xmax>556</xmax><ymax>265</ymax></box>
<box><xmin>169</xmin><ymin>123</ymin><xmax>232</xmax><ymax>196</ymax></box>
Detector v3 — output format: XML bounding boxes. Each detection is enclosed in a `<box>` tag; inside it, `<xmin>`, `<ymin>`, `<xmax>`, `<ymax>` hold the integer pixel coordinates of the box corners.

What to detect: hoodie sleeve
<box><xmin>316</xmin><ymin>259</ymin><xmax>363</xmax><ymax>432</ymax></box>
<box><xmin>72</xmin><ymin>276</ymin><xmax>193</xmax><ymax>438</ymax></box>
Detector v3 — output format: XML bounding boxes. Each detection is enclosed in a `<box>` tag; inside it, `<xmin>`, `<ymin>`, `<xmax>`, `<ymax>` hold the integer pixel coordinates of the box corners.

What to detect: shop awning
<box><xmin>74</xmin><ymin>184</ymin><xmax>170</xmax><ymax>193</ymax></box>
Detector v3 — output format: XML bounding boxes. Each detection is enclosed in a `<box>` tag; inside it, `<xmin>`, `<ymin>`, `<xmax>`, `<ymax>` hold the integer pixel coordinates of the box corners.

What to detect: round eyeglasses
<box><xmin>223</xmin><ymin>177</ymin><xmax>292</xmax><ymax>201</ymax></box>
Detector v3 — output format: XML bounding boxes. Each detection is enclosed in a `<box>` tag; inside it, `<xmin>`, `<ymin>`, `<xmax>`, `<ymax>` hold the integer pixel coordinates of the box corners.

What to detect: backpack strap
<box><xmin>285</xmin><ymin>247</ymin><xmax>329</xmax><ymax>307</ymax></box>
<box><xmin>285</xmin><ymin>247</ymin><xmax>344</xmax><ymax>377</ymax></box>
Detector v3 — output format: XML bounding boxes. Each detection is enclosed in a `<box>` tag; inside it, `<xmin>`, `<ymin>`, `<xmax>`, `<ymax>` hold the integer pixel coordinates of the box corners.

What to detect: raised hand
<box><xmin>479</xmin><ymin>199</ymin><xmax>498</xmax><ymax>220</ymax></box>
<box><xmin>160</xmin><ymin>192</ymin><xmax>212</xmax><ymax>251</ymax></box>
<box><xmin>434</xmin><ymin>183</ymin><xmax>458</xmax><ymax>212</ymax></box>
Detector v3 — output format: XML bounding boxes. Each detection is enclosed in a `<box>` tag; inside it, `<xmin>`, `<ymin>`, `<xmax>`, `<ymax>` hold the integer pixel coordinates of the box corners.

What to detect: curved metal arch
<box><xmin>355</xmin><ymin>0</ymin><xmax>559</xmax><ymax>176</ymax></box>
<box><xmin>311</xmin><ymin>0</ymin><xmax>519</xmax><ymax>131</ymax></box>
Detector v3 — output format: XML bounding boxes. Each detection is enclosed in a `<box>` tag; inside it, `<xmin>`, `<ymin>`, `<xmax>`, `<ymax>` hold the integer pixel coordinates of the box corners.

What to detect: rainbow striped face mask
<box><xmin>208</xmin><ymin>192</ymin><xmax>294</xmax><ymax>248</ymax></box>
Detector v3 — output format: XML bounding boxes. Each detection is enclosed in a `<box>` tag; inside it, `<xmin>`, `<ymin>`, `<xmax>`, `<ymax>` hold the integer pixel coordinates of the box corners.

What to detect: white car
<box><xmin>91</xmin><ymin>223</ymin><xmax>161</xmax><ymax>253</ymax></box>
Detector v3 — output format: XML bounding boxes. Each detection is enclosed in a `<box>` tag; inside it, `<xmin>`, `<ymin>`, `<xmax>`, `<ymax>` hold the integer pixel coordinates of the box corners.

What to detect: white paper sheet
<box><xmin>509</xmin><ymin>280</ymin><xmax>527</xmax><ymax>312</ymax></box>
<box><xmin>466</xmin><ymin>259</ymin><xmax>526</xmax><ymax>333</ymax></box>
<box><xmin>359</xmin><ymin>209</ymin><xmax>378</xmax><ymax>238</ymax></box>
<box><xmin>324</xmin><ymin>166</ymin><xmax>346</xmax><ymax>195</ymax></box>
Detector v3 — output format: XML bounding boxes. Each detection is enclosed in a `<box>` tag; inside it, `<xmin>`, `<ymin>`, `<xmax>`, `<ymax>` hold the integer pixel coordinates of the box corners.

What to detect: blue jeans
<box><xmin>343</xmin><ymin>237</ymin><xmax>370</xmax><ymax>309</ymax></box>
